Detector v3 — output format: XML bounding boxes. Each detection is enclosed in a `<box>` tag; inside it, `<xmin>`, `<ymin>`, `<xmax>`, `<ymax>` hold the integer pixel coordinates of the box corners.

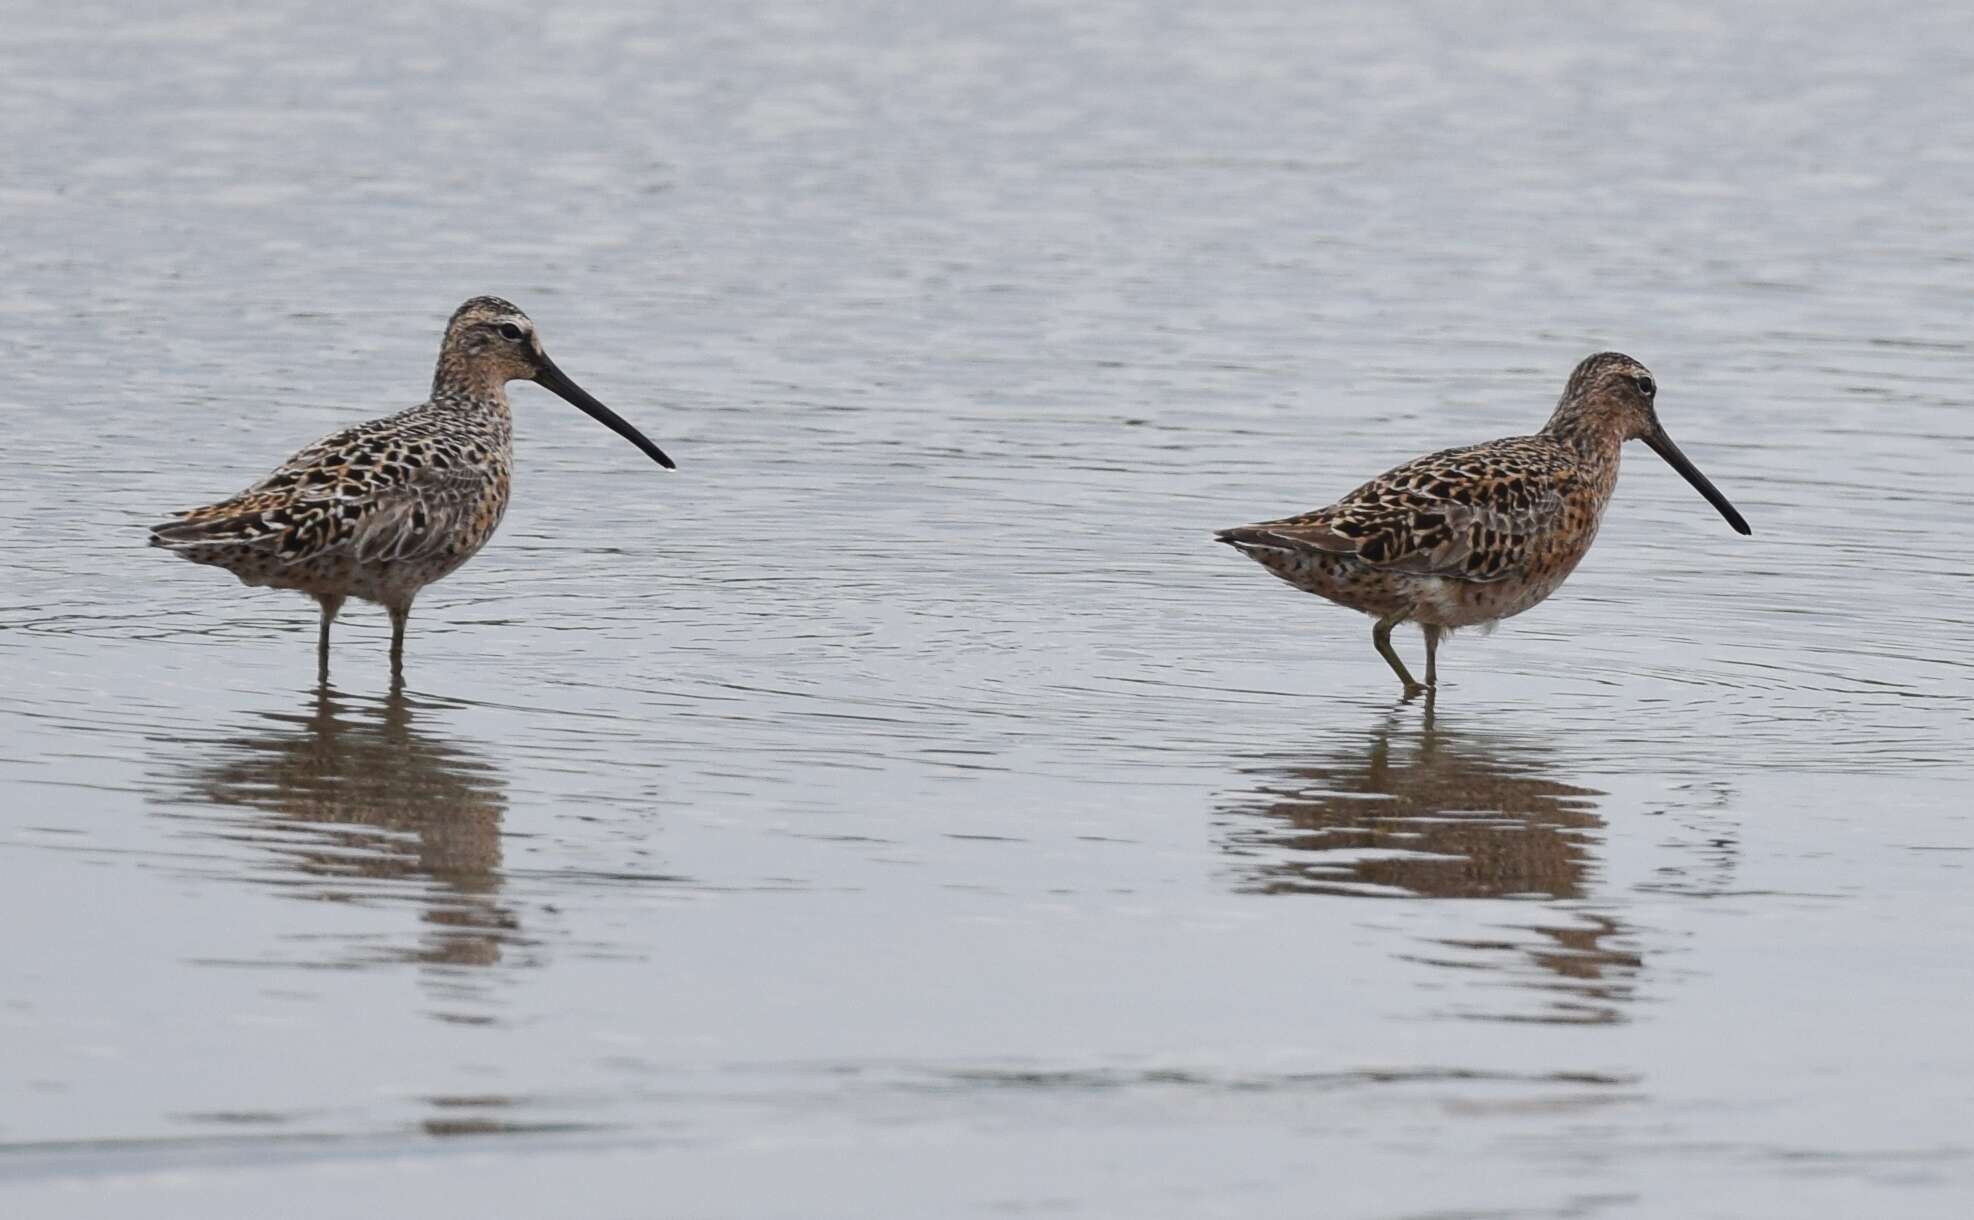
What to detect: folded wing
<box><xmin>150</xmin><ymin>416</ymin><xmax>489</xmax><ymax>570</ymax></box>
<box><xmin>1216</xmin><ymin>441</ymin><xmax>1572</xmax><ymax>584</ymax></box>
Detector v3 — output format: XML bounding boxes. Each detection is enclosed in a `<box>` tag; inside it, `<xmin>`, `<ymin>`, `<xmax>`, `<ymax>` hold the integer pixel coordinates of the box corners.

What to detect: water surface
<box><xmin>4</xmin><ymin>2</ymin><xmax>1974</xmax><ymax>1216</ymax></box>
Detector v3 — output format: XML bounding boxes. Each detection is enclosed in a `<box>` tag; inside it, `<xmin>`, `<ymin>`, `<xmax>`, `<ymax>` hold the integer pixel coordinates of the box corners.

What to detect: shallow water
<box><xmin>4</xmin><ymin>1</ymin><xmax>1974</xmax><ymax>1216</ymax></box>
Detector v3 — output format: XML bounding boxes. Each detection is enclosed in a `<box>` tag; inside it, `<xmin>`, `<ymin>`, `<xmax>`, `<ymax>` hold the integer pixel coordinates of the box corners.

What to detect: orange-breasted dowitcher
<box><xmin>150</xmin><ymin>296</ymin><xmax>674</xmax><ymax>676</ymax></box>
<box><xmin>1217</xmin><ymin>352</ymin><xmax>1749</xmax><ymax>697</ymax></box>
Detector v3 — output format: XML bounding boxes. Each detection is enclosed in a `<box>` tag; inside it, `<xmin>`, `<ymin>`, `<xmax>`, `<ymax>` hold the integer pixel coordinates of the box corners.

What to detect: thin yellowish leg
<box><xmin>1423</xmin><ymin>624</ymin><xmax>1441</xmax><ymax>688</ymax></box>
<box><xmin>1372</xmin><ymin>611</ymin><xmax>1427</xmax><ymax>699</ymax></box>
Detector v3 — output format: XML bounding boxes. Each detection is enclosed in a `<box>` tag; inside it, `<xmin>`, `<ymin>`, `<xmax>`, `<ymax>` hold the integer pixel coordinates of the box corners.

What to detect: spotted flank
<box><xmin>1217</xmin><ymin>352</ymin><xmax>1750</xmax><ymax>698</ymax></box>
<box><xmin>151</xmin><ymin>296</ymin><xmax>674</xmax><ymax>676</ymax></box>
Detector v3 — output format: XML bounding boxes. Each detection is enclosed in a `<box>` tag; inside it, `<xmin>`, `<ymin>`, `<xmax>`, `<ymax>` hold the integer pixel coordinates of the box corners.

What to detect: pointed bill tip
<box><xmin>1643</xmin><ymin>426</ymin><xmax>1749</xmax><ymax>537</ymax></box>
<box><xmin>534</xmin><ymin>356</ymin><xmax>675</xmax><ymax>472</ymax></box>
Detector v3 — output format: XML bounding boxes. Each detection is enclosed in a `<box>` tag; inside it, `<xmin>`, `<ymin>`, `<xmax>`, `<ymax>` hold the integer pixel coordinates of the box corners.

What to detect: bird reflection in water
<box><xmin>1218</xmin><ymin>697</ymin><xmax>1641</xmax><ymax>1023</ymax></box>
<box><xmin>159</xmin><ymin>680</ymin><xmax>525</xmax><ymax>1003</ymax></box>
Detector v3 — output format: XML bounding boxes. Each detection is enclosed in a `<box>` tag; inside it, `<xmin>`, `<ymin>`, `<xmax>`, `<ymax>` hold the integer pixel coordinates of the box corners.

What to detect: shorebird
<box><xmin>150</xmin><ymin>296</ymin><xmax>673</xmax><ymax>676</ymax></box>
<box><xmin>1216</xmin><ymin>352</ymin><xmax>1749</xmax><ymax>697</ymax></box>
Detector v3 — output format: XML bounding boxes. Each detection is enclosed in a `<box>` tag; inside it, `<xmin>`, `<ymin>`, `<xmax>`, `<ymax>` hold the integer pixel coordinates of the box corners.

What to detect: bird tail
<box><xmin>1214</xmin><ymin>524</ymin><xmax>1298</xmax><ymax>555</ymax></box>
<box><xmin>150</xmin><ymin>514</ymin><xmax>218</xmax><ymax>549</ymax></box>
<box><xmin>1214</xmin><ymin>520</ymin><xmax>1356</xmax><ymax>558</ymax></box>
<box><xmin>148</xmin><ymin>500</ymin><xmax>268</xmax><ymax>551</ymax></box>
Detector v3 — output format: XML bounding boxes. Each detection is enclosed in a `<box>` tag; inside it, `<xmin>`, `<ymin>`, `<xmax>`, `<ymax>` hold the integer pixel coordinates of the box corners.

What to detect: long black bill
<box><xmin>1642</xmin><ymin>424</ymin><xmax>1748</xmax><ymax>535</ymax></box>
<box><xmin>535</xmin><ymin>354</ymin><xmax>676</xmax><ymax>470</ymax></box>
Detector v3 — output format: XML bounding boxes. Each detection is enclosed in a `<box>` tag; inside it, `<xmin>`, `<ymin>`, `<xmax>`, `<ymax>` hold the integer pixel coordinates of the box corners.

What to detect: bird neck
<box><xmin>425</xmin><ymin>377</ymin><xmax>514</xmax><ymax>450</ymax></box>
<box><xmin>431</xmin><ymin>347</ymin><xmax>514</xmax><ymax>403</ymax></box>
<box><xmin>1540</xmin><ymin>396</ymin><xmax>1628</xmax><ymax>461</ymax></box>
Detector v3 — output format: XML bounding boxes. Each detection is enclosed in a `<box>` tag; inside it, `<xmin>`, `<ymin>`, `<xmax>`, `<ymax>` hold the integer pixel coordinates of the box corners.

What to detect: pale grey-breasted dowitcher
<box><xmin>150</xmin><ymin>296</ymin><xmax>674</xmax><ymax>676</ymax></box>
<box><xmin>1217</xmin><ymin>352</ymin><xmax>1749</xmax><ymax>697</ymax></box>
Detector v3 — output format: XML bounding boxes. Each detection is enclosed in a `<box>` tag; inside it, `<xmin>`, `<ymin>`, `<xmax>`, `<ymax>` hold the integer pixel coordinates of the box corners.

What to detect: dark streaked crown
<box><xmin>1560</xmin><ymin>351</ymin><xmax>1651</xmax><ymax>403</ymax></box>
<box><xmin>447</xmin><ymin>296</ymin><xmax>529</xmax><ymax>331</ymax></box>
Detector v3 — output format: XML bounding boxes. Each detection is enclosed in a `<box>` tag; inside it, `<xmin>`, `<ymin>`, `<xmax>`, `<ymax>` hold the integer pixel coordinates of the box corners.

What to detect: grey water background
<box><xmin>4</xmin><ymin>1</ymin><xmax>1974</xmax><ymax>1215</ymax></box>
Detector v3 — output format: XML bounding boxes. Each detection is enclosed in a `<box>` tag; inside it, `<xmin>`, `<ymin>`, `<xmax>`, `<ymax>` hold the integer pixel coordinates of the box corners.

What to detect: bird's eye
<box><xmin>1636</xmin><ymin>375</ymin><xmax>1656</xmax><ymax>396</ymax></box>
<box><xmin>497</xmin><ymin>323</ymin><xmax>526</xmax><ymax>341</ymax></box>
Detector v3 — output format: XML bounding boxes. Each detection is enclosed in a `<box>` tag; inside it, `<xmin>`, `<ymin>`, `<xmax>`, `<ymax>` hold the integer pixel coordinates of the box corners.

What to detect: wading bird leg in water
<box><xmin>314</xmin><ymin>593</ymin><xmax>344</xmax><ymax>678</ymax></box>
<box><xmin>1423</xmin><ymin>624</ymin><xmax>1441</xmax><ymax>689</ymax></box>
<box><xmin>388</xmin><ymin>601</ymin><xmax>411</xmax><ymax>679</ymax></box>
<box><xmin>1372</xmin><ymin>611</ymin><xmax>1426</xmax><ymax>699</ymax></box>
